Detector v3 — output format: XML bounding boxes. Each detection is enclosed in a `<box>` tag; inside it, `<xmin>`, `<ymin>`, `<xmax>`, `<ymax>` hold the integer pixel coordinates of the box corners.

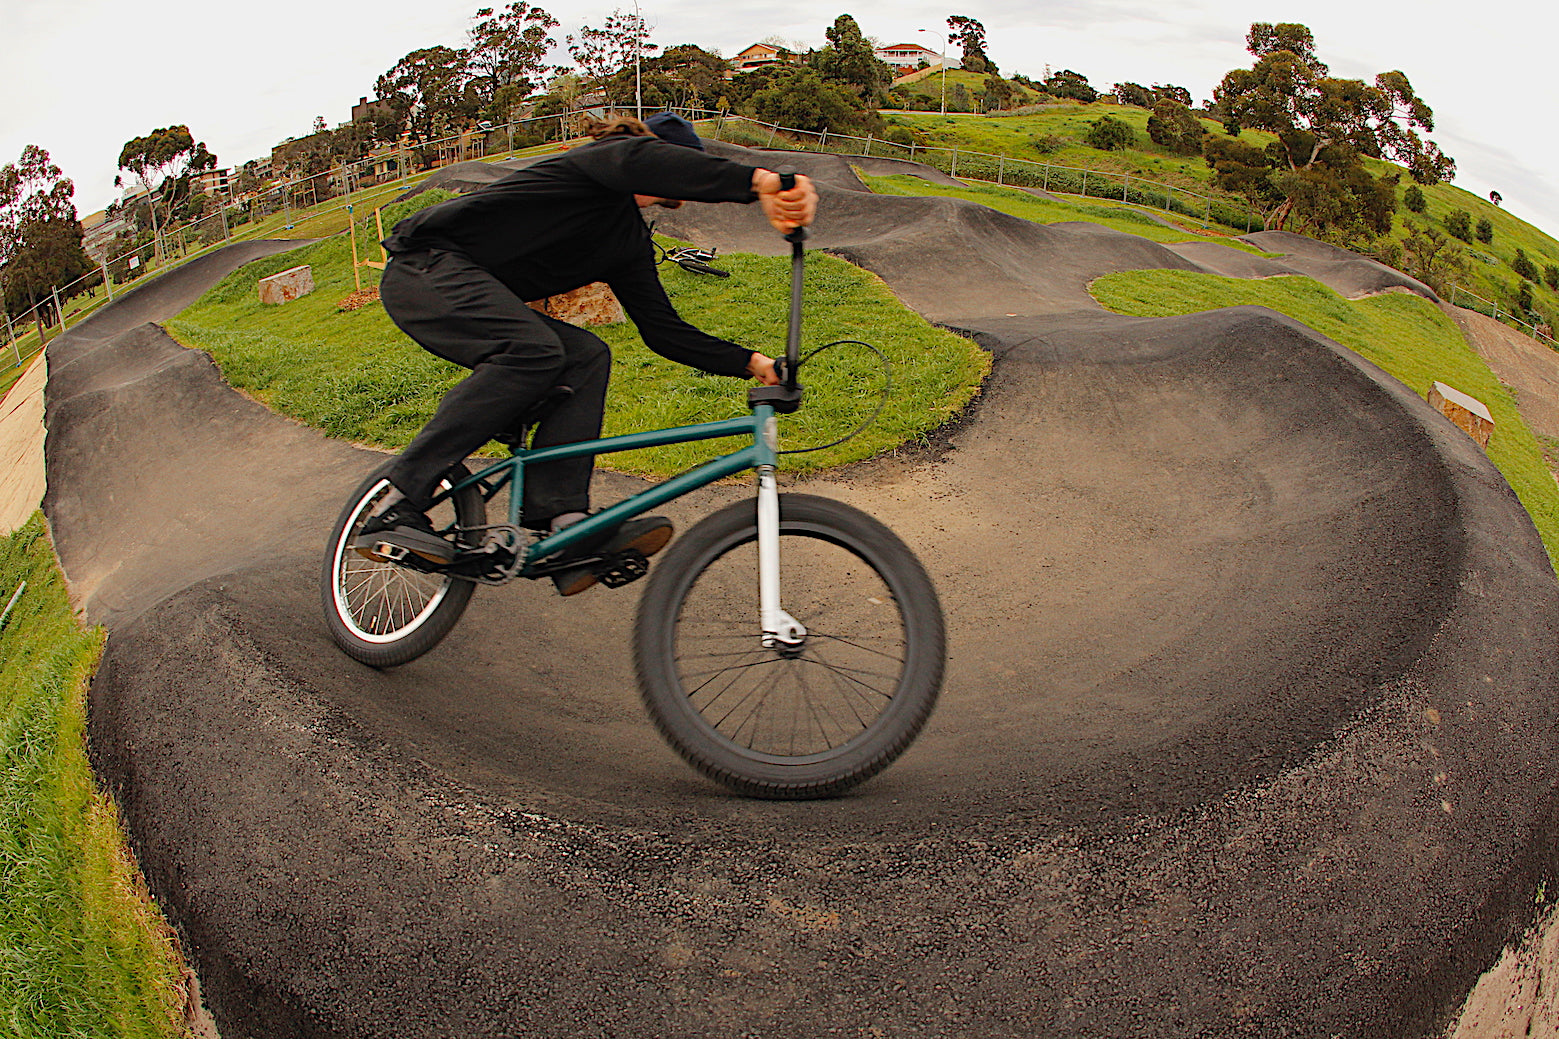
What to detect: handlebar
<box><xmin>746</xmin><ymin>169</ymin><xmax>806</xmax><ymax>414</ymax></box>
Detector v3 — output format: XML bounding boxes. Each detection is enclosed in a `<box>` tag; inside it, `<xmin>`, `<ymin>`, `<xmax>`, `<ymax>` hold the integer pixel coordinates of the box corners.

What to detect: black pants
<box><xmin>379</xmin><ymin>248</ymin><xmax>612</xmax><ymax>527</ymax></box>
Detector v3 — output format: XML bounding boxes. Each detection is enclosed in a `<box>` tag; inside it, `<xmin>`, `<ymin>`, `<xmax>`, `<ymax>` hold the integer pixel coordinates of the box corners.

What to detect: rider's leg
<box><xmin>518</xmin><ymin>311</ymin><xmax>613</xmax><ymax>528</ymax></box>
<box><xmin>378</xmin><ymin>248</ymin><xmax>570</xmax><ymax>510</ymax></box>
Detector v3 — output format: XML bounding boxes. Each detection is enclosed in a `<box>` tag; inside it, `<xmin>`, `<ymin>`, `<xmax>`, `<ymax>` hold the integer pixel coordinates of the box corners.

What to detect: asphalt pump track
<box><xmin>42</xmin><ymin>147</ymin><xmax>1559</xmax><ymax>1037</ymax></box>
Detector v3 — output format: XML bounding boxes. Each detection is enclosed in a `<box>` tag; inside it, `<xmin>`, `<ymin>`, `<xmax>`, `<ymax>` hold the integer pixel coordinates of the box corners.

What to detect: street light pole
<box><xmin>917</xmin><ymin>29</ymin><xmax>947</xmax><ymax>115</ymax></box>
<box><xmin>634</xmin><ymin>0</ymin><xmax>644</xmax><ymax>119</ymax></box>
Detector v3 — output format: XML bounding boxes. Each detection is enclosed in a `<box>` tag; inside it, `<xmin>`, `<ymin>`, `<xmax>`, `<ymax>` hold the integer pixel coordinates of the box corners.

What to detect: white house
<box><xmin>875</xmin><ymin>43</ymin><xmax>943</xmax><ymax>72</ymax></box>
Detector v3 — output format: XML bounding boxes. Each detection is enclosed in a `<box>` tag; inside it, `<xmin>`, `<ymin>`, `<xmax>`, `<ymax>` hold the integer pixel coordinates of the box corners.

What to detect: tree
<box><xmin>1209</xmin><ymin>22</ymin><xmax>1455</xmax><ymax>234</ymax></box>
<box><xmin>1152</xmin><ymin>83</ymin><xmax>1193</xmax><ymax>106</ymax></box>
<box><xmin>1545</xmin><ymin>265</ymin><xmax>1559</xmax><ymax>292</ymax></box>
<box><xmin>1043</xmin><ymin>70</ymin><xmax>1097</xmax><ymax>103</ymax></box>
<box><xmin>1513</xmin><ymin>249</ymin><xmax>1538</xmax><ymax>282</ymax></box>
<box><xmin>980</xmin><ymin>75</ymin><xmax>1017</xmax><ymax>113</ymax></box>
<box><xmin>566</xmin><ymin>9</ymin><xmax>657</xmax><ymax>109</ymax></box>
<box><xmin>0</xmin><ymin>146</ymin><xmax>94</xmax><ymax>338</ymax></box>
<box><xmin>947</xmin><ymin>15</ymin><xmax>995</xmax><ymax>75</ymax></box>
<box><xmin>1147</xmin><ymin>97</ymin><xmax>1204</xmax><ymax>155</ymax></box>
<box><xmin>1085</xmin><ymin>115</ymin><xmax>1133</xmax><ymax>151</ymax></box>
<box><xmin>746</xmin><ymin>66</ymin><xmax>862</xmax><ymax>133</ymax></box>
<box><xmin>812</xmin><ymin>14</ymin><xmax>893</xmax><ymax>104</ymax></box>
<box><xmin>468</xmin><ymin>1</ymin><xmax>559</xmax><ymax>121</ymax></box>
<box><xmin>1476</xmin><ymin>216</ymin><xmax>1494</xmax><ymax>244</ymax></box>
<box><xmin>116</xmin><ymin>125</ymin><xmax>216</xmax><ymax>238</ymax></box>
<box><xmin>1402</xmin><ymin>183</ymin><xmax>1426</xmax><ymax>213</ymax></box>
<box><xmin>1114</xmin><ymin>82</ymin><xmax>1153</xmax><ymax>108</ymax></box>
<box><xmin>1445</xmin><ymin>210</ymin><xmax>1472</xmax><ymax>241</ymax></box>
<box><xmin>375</xmin><ymin>46</ymin><xmax>477</xmax><ymax>147</ymax></box>
<box><xmin>606</xmin><ymin>44</ymin><xmax>729</xmax><ymax>112</ymax></box>
<box><xmin>946</xmin><ymin>82</ymin><xmax>974</xmax><ymax>114</ymax></box>
<box><xmin>1393</xmin><ymin>220</ymin><xmax>1469</xmax><ymax>298</ymax></box>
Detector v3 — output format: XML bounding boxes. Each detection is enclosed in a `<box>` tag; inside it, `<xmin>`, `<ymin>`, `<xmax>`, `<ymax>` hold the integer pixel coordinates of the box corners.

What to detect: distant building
<box><xmin>730</xmin><ymin>42</ymin><xmax>799</xmax><ymax>73</ymax></box>
<box><xmin>194</xmin><ymin>167</ymin><xmax>232</xmax><ymax>198</ymax></box>
<box><xmin>875</xmin><ymin>43</ymin><xmax>942</xmax><ymax>72</ymax></box>
<box><xmin>352</xmin><ymin>96</ymin><xmax>395</xmax><ymax>124</ymax></box>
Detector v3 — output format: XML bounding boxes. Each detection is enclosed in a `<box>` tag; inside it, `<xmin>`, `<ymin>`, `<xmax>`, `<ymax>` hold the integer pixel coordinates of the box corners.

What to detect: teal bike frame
<box><xmin>439</xmin><ymin>405</ymin><xmax>778</xmax><ymax>562</ymax></box>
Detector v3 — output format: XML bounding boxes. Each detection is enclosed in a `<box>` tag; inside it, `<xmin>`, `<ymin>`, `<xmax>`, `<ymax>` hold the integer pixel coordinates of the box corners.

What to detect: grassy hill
<box><xmin>877</xmin><ymin>104</ymin><xmax>1559</xmax><ymax>332</ymax></box>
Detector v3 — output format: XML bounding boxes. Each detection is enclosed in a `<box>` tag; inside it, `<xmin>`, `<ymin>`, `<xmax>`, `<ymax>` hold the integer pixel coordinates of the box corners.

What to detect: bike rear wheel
<box><xmin>634</xmin><ymin>493</ymin><xmax>945</xmax><ymax>799</ymax></box>
<box><xmin>321</xmin><ymin>463</ymin><xmax>485</xmax><ymax>668</ymax></box>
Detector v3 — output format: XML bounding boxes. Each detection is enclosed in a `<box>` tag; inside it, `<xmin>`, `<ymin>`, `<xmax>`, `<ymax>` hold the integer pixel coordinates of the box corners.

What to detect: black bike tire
<box><xmin>320</xmin><ymin>462</ymin><xmax>485</xmax><ymax>668</ymax></box>
<box><xmin>634</xmin><ymin>493</ymin><xmax>945</xmax><ymax>799</ymax></box>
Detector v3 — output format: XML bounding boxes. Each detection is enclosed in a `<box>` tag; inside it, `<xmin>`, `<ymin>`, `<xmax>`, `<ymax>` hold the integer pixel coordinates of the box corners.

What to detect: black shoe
<box><xmin>353</xmin><ymin>502</ymin><xmax>457</xmax><ymax>565</ymax></box>
<box><xmin>550</xmin><ymin>515</ymin><xmax>674</xmax><ymax>596</ymax></box>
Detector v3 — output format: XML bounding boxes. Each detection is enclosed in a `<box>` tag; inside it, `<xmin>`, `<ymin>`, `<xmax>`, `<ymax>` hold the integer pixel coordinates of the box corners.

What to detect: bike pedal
<box><xmin>597</xmin><ymin>549</ymin><xmax>649</xmax><ymax>588</ymax></box>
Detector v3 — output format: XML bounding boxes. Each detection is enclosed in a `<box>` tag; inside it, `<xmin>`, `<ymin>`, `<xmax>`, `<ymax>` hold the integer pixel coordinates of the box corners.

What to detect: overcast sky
<box><xmin>3</xmin><ymin>0</ymin><xmax>1553</xmax><ymax>240</ymax></box>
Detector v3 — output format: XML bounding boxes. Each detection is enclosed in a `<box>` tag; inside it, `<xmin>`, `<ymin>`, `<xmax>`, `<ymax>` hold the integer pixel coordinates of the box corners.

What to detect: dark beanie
<box><xmin>646</xmin><ymin>112</ymin><xmax>704</xmax><ymax>151</ymax></box>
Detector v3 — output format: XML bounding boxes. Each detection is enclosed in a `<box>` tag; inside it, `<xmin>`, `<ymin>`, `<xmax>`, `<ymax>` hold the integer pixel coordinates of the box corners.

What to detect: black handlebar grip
<box><xmin>778</xmin><ymin>171</ymin><xmax>796</xmax><ymax>191</ymax></box>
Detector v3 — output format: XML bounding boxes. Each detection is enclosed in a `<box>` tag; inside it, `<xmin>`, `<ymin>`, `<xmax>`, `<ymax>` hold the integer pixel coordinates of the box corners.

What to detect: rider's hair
<box><xmin>584</xmin><ymin>115</ymin><xmax>654</xmax><ymax>140</ymax></box>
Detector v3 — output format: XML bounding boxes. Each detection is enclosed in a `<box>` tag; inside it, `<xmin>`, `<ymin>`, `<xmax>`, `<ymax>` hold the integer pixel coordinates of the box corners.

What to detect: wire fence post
<box><xmin>50</xmin><ymin>287</ymin><xmax>63</xmax><ymax>332</ymax></box>
<box><xmin>4</xmin><ymin>312</ymin><xmax>18</xmax><ymax>367</ymax></box>
<box><xmin>1081</xmin><ymin>169</ymin><xmax>1088</xmax><ymax>199</ymax></box>
<box><xmin>101</xmin><ymin>262</ymin><xmax>113</xmax><ymax>302</ymax></box>
<box><xmin>998</xmin><ymin>154</ymin><xmax>1004</xmax><ymax>185</ymax></box>
<box><xmin>952</xmin><ymin>148</ymin><xmax>958</xmax><ymax>177</ymax></box>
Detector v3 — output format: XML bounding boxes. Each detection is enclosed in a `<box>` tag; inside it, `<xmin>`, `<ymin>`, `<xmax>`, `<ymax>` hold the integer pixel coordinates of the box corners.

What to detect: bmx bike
<box><xmin>321</xmin><ymin>196</ymin><xmax>946</xmax><ymax>799</ymax></box>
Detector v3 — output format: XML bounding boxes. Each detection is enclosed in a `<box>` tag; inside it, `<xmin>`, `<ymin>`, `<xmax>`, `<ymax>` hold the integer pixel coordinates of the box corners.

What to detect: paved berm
<box><xmin>44</xmin><ymin>148</ymin><xmax>1559</xmax><ymax>1038</ymax></box>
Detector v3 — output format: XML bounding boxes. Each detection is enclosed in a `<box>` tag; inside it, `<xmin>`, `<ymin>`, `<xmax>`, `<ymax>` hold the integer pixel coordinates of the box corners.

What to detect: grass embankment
<box><xmin>858</xmin><ymin>170</ymin><xmax>1267</xmax><ymax>250</ymax></box>
<box><xmin>879</xmin><ymin>106</ymin><xmax>1559</xmax><ymax>326</ymax></box>
<box><xmin>168</xmin><ymin>191</ymin><xmax>990</xmax><ymax>477</ymax></box>
<box><xmin>1091</xmin><ymin>270</ymin><xmax>1559</xmax><ymax>569</ymax></box>
<box><xmin>0</xmin><ymin>514</ymin><xmax>185</xmax><ymax>1036</ymax></box>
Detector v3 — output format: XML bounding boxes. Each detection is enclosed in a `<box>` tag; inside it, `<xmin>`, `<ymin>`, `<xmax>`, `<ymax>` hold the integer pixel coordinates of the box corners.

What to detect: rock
<box><xmin>258</xmin><ymin>265</ymin><xmax>315</xmax><ymax>305</ymax></box>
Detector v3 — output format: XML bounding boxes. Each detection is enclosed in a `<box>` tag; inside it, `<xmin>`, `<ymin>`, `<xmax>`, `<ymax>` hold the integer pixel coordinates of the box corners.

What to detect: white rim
<box><xmin>331</xmin><ymin>479</ymin><xmax>453</xmax><ymax>644</ymax></box>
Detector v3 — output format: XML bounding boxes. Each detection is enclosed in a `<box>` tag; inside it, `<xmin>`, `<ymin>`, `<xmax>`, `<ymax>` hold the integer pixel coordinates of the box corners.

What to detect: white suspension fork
<box><xmin>757</xmin><ymin>465</ymin><xmax>806</xmax><ymax>648</ymax></box>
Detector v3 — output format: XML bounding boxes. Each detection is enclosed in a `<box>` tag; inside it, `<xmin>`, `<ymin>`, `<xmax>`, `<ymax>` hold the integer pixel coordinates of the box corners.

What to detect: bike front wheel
<box><xmin>321</xmin><ymin>463</ymin><xmax>485</xmax><ymax>668</ymax></box>
<box><xmin>634</xmin><ymin>493</ymin><xmax>945</xmax><ymax>799</ymax></box>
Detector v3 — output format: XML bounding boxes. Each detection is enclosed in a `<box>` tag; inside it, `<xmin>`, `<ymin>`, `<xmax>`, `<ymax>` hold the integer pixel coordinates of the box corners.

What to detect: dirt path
<box><xmin>0</xmin><ymin>353</ymin><xmax>47</xmax><ymax>534</ymax></box>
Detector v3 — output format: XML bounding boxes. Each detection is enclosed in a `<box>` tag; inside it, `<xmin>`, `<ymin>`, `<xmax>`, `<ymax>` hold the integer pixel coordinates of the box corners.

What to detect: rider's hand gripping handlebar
<box><xmin>747</xmin><ymin>170</ymin><xmax>806</xmax><ymax>414</ymax></box>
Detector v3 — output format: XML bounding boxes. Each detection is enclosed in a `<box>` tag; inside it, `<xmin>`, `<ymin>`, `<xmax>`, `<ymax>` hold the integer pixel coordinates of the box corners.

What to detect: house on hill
<box><xmin>875</xmin><ymin>42</ymin><xmax>942</xmax><ymax>72</ymax></box>
<box><xmin>730</xmin><ymin>42</ymin><xmax>799</xmax><ymax>73</ymax></box>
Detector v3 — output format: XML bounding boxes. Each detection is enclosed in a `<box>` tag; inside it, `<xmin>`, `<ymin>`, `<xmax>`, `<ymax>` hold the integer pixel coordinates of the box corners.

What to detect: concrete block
<box><xmin>529</xmin><ymin>282</ymin><xmax>623</xmax><ymax>326</ymax></box>
<box><xmin>258</xmin><ymin>265</ymin><xmax>315</xmax><ymax>305</ymax></box>
<box><xmin>1428</xmin><ymin>381</ymin><xmax>1494</xmax><ymax>448</ymax></box>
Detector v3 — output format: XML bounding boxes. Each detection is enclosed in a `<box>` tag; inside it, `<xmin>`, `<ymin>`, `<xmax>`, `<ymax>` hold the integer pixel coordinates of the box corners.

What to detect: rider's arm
<box><xmin>577</xmin><ymin>136</ymin><xmax>758</xmax><ymax>204</ymax></box>
<box><xmin>606</xmin><ymin>258</ymin><xmax>764</xmax><ymax>378</ymax></box>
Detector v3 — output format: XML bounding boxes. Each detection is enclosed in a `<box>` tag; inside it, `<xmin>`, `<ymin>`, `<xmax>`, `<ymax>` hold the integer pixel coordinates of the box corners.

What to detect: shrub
<box><xmin>1146</xmin><ymin>98</ymin><xmax>1205</xmax><ymax>155</ymax></box>
<box><xmin>884</xmin><ymin>125</ymin><xmax>915</xmax><ymax>148</ymax></box>
<box><xmin>1513</xmin><ymin>249</ymin><xmax>1539</xmax><ymax>282</ymax></box>
<box><xmin>1445</xmin><ymin>209</ymin><xmax>1472</xmax><ymax>241</ymax></box>
<box><xmin>1030</xmin><ymin>134</ymin><xmax>1067</xmax><ymax>155</ymax></box>
<box><xmin>1402</xmin><ymin>184</ymin><xmax>1426</xmax><ymax>213</ymax></box>
<box><xmin>1545</xmin><ymin>265</ymin><xmax>1559</xmax><ymax>291</ymax></box>
<box><xmin>1084</xmin><ymin>115</ymin><xmax>1133</xmax><ymax>151</ymax></box>
<box><xmin>1476</xmin><ymin>217</ymin><xmax>1494</xmax><ymax>244</ymax></box>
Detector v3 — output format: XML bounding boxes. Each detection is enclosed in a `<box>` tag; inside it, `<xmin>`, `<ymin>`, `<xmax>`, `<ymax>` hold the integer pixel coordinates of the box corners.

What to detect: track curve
<box><xmin>48</xmin><ymin>149</ymin><xmax>1559</xmax><ymax>1038</ymax></box>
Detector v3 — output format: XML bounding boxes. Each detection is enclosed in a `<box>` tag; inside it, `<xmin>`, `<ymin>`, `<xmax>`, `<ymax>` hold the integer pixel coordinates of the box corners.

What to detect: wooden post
<box><xmin>102</xmin><ymin>262</ymin><xmax>114</xmax><ymax>302</ymax></box>
<box><xmin>998</xmin><ymin>155</ymin><xmax>1005</xmax><ymax>185</ymax></box>
<box><xmin>348</xmin><ymin>205</ymin><xmax>361</xmax><ymax>291</ymax></box>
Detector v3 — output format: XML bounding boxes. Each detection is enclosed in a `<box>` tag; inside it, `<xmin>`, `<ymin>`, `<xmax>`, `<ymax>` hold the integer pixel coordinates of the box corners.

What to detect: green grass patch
<box><xmin>0</xmin><ymin>514</ymin><xmax>185</xmax><ymax>1037</ymax></box>
<box><xmin>1091</xmin><ymin>270</ymin><xmax>1559</xmax><ymax>570</ymax></box>
<box><xmin>858</xmin><ymin>171</ymin><xmax>1267</xmax><ymax>253</ymax></box>
<box><xmin>168</xmin><ymin>190</ymin><xmax>990</xmax><ymax>478</ymax></box>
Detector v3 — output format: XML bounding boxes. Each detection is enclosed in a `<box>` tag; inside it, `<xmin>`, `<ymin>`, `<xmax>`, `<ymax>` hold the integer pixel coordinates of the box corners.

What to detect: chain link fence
<box><xmin>697</xmin><ymin>111</ymin><xmax>1264</xmax><ymax>234</ymax></box>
